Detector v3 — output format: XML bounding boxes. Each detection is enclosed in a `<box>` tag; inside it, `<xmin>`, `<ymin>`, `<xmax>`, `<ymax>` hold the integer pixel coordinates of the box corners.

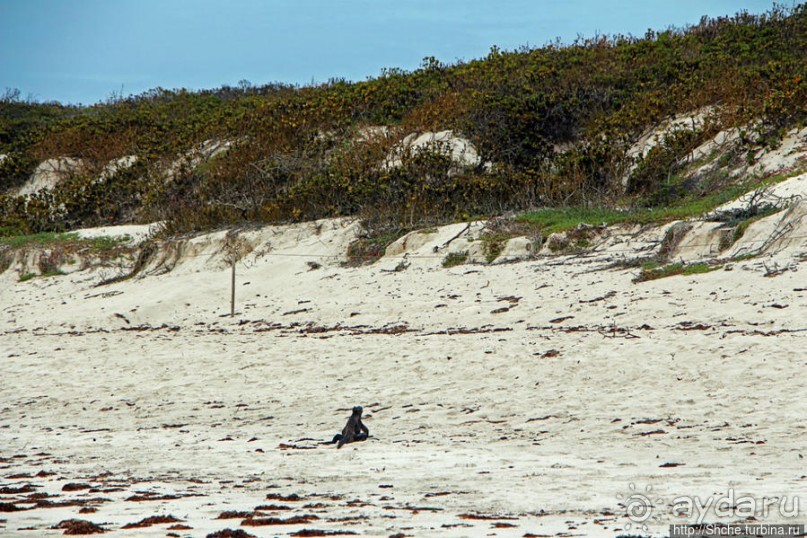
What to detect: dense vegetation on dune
<box><xmin>0</xmin><ymin>5</ymin><xmax>805</xmax><ymax>238</ymax></box>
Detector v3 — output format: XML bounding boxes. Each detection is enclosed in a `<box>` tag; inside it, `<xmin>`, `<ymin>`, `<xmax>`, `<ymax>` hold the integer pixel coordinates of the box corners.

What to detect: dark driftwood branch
<box><xmin>437</xmin><ymin>223</ymin><xmax>471</xmax><ymax>252</ymax></box>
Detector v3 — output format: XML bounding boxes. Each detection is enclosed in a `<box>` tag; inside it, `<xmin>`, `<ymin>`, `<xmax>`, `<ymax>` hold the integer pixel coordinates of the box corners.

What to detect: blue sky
<box><xmin>0</xmin><ymin>0</ymin><xmax>784</xmax><ymax>105</ymax></box>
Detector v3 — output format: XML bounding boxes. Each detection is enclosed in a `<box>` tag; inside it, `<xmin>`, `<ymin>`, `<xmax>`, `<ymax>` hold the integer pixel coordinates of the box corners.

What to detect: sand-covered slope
<box><xmin>1</xmin><ymin>181</ymin><xmax>806</xmax><ymax>537</ymax></box>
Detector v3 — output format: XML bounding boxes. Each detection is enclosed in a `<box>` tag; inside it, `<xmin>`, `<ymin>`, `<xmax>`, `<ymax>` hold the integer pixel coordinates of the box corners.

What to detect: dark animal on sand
<box><xmin>323</xmin><ymin>406</ymin><xmax>369</xmax><ymax>448</ymax></box>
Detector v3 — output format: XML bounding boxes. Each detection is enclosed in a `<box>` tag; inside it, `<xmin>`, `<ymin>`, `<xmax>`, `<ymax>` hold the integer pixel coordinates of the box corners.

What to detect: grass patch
<box><xmin>0</xmin><ymin>226</ymin><xmax>24</xmax><ymax>237</ymax></box>
<box><xmin>442</xmin><ymin>251</ymin><xmax>469</xmax><ymax>268</ymax></box>
<box><xmin>19</xmin><ymin>269</ymin><xmax>65</xmax><ymax>282</ymax></box>
<box><xmin>731</xmin><ymin>253</ymin><xmax>759</xmax><ymax>262</ymax></box>
<box><xmin>84</xmin><ymin>234</ymin><xmax>132</xmax><ymax>250</ymax></box>
<box><xmin>493</xmin><ymin>183</ymin><xmax>771</xmax><ymax>256</ymax></box>
<box><xmin>516</xmin><ymin>196</ymin><xmax>730</xmax><ymax>233</ymax></box>
<box><xmin>634</xmin><ymin>261</ymin><xmax>722</xmax><ymax>282</ymax></box>
<box><xmin>0</xmin><ymin>232</ymin><xmax>131</xmax><ymax>251</ymax></box>
<box><xmin>0</xmin><ymin>231</ymin><xmax>79</xmax><ymax>248</ymax></box>
<box><xmin>516</xmin><ymin>176</ymin><xmax>796</xmax><ymax>237</ymax></box>
<box><xmin>517</xmin><ymin>207</ymin><xmax>630</xmax><ymax>235</ymax></box>
<box><xmin>18</xmin><ymin>272</ymin><xmax>37</xmax><ymax>282</ymax></box>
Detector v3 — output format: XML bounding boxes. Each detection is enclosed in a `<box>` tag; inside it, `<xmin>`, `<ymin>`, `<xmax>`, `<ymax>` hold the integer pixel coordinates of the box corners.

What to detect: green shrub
<box><xmin>442</xmin><ymin>251</ymin><xmax>469</xmax><ymax>268</ymax></box>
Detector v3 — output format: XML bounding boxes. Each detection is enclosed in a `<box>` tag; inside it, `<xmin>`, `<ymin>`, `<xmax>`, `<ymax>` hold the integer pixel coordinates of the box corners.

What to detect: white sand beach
<box><xmin>1</xmin><ymin>177</ymin><xmax>806</xmax><ymax>537</ymax></box>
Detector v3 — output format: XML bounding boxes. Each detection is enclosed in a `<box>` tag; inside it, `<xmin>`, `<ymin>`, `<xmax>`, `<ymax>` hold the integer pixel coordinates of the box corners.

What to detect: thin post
<box><xmin>230</xmin><ymin>257</ymin><xmax>236</xmax><ymax>317</ymax></box>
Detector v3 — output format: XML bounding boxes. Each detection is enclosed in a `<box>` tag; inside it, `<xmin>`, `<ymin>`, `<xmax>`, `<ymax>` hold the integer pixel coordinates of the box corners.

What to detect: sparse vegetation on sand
<box><xmin>0</xmin><ymin>231</ymin><xmax>130</xmax><ymax>250</ymax></box>
<box><xmin>0</xmin><ymin>231</ymin><xmax>133</xmax><ymax>280</ymax></box>
<box><xmin>442</xmin><ymin>251</ymin><xmax>469</xmax><ymax>268</ymax></box>
<box><xmin>633</xmin><ymin>261</ymin><xmax>723</xmax><ymax>282</ymax></box>
<box><xmin>345</xmin><ymin>229</ymin><xmax>409</xmax><ymax>266</ymax></box>
<box><xmin>517</xmin><ymin>179</ymin><xmax>790</xmax><ymax>234</ymax></box>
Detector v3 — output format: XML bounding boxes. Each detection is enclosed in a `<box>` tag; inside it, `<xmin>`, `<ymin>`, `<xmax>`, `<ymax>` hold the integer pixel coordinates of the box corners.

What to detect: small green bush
<box><xmin>442</xmin><ymin>251</ymin><xmax>469</xmax><ymax>268</ymax></box>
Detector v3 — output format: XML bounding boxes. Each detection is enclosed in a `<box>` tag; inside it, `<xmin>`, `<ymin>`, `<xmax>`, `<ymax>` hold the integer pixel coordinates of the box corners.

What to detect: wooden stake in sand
<box><xmin>230</xmin><ymin>257</ymin><xmax>236</xmax><ymax>317</ymax></box>
<box><xmin>224</xmin><ymin>230</ymin><xmax>247</xmax><ymax>318</ymax></box>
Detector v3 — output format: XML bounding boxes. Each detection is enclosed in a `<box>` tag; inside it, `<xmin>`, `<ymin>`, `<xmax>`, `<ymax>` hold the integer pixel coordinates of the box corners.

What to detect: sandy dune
<box><xmin>1</xmin><ymin>181</ymin><xmax>806</xmax><ymax>537</ymax></box>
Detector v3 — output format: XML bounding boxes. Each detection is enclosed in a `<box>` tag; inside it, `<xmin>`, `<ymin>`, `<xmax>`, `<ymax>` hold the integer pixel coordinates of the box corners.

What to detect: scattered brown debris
<box><xmin>0</xmin><ymin>485</ymin><xmax>38</xmax><ymax>494</ymax></box>
<box><xmin>528</xmin><ymin>322</ymin><xmax>652</xmax><ymax>337</ymax></box>
<box><xmin>358</xmin><ymin>324</ymin><xmax>415</xmax><ymax>335</ymax></box>
<box><xmin>527</xmin><ymin>415</ymin><xmax>559</xmax><ymax>422</ymax></box>
<box><xmin>168</xmin><ymin>524</ymin><xmax>193</xmax><ymax>530</ymax></box>
<box><xmin>119</xmin><ymin>323</ymin><xmax>180</xmax><ymax>332</ymax></box>
<box><xmin>549</xmin><ymin>316</ymin><xmax>574</xmax><ymax>323</ymax></box>
<box><xmin>675</xmin><ymin>321</ymin><xmax>712</xmax><ymax>331</ymax></box>
<box><xmin>265</xmin><ymin>493</ymin><xmax>304</xmax><ymax>502</ymax></box>
<box><xmin>285</xmin><ymin>322</ymin><xmax>418</xmax><ymax>336</ymax></box>
<box><xmin>242</xmin><ymin>515</ymin><xmax>319</xmax><ymax>526</ymax></box>
<box><xmin>326</xmin><ymin>515</ymin><xmax>369</xmax><ymax>522</ymax></box>
<box><xmin>217</xmin><ymin>511</ymin><xmax>255</xmax><ymax>520</ymax></box>
<box><xmin>422</xmin><ymin>491</ymin><xmax>471</xmax><ymax>501</ymax></box>
<box><xmin>579</xmin><ymin>291</ymin><xmax>617</xmax><ymax>303</ymax></box>
<box><xmin>206</xmin><ymin>530</ymin><xmax>256</xmax><ymax>538</ymax></box>
<box><xmin>254</xmin><ymin>504</ymin><xmax>292</xmax><ymax>511</ymax></box>
<box><xmin>35</xmin><ymin>497</ymin><xmax>111</xmax><ymax>509</ymax></box>
<box><xmin>539</xmin><ymin>349</ymin><xmax>561</xmax><ymax>358</ymax></box>
<box><xmin>125</xmin><ymin>492</ymin><xmax>181</xmax><ymax>502</ymax></box>
<box><xmin>493</xmin><ymin>521</ymin><xmax>518</xmax><ymax>527</ymax></box>
<box><xmin>636</xmin><ymin>429</ymin><xmax>667</xmax><ymax>436</ymax></box>
<box><xmin>53</xmin><ymin>519</ymin><xmax>106</xmax><ymax>535</ymax></box>
<box><xmin>290</xmin><ymin>530</ymin><xmax>358</xmax><ymax>537</ymax></box>
<box><xmin>0</xmin><ymin>503</ymin><xmax>24</xmax><ymax>512</ymax></box>
<box><xmin>633</xmin><ymin>418</ymin><xmax>662</xmax><ymax>425</ymax></box>
<box><xmin>422</xmin><ymin>326</ymin><xmax>512</xmax><ymax>336</ymax></box>
<box><xmin>390</xmin><ymin>505</ymin><xmax>442</xmax><ymax>514</ymax></box>
<box><xmin>284</xmin><ymin>308</ymin><xmax>312</xmax><ymax>316</ymax></box>
<box><xmin>62</xmin><ymin>483</ymin><xmax>92</xmax><ymax>492</ymax></box>
<box><xmin>599</xmin><ymin>325</ymin><xmax>643</xmax><ymax>338</ymax></box>
<box><xmin>660</xmin><ymin>462</ymin><xmax>686</xmax><ymax>467</ymax></box>
<box><xmin>747</xmin><ymin>328</ymin><xmax>807</xmax><ymax>336</ymax></box>
<box><xmin>459</xmin><ymin>513</ymin><xmax>518</xmax><ymax>520</ymax></box>
<box><xmin>121</xmin><ymin>515</ymin><xmax>182</xmax><ymax>528</ymax></box>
